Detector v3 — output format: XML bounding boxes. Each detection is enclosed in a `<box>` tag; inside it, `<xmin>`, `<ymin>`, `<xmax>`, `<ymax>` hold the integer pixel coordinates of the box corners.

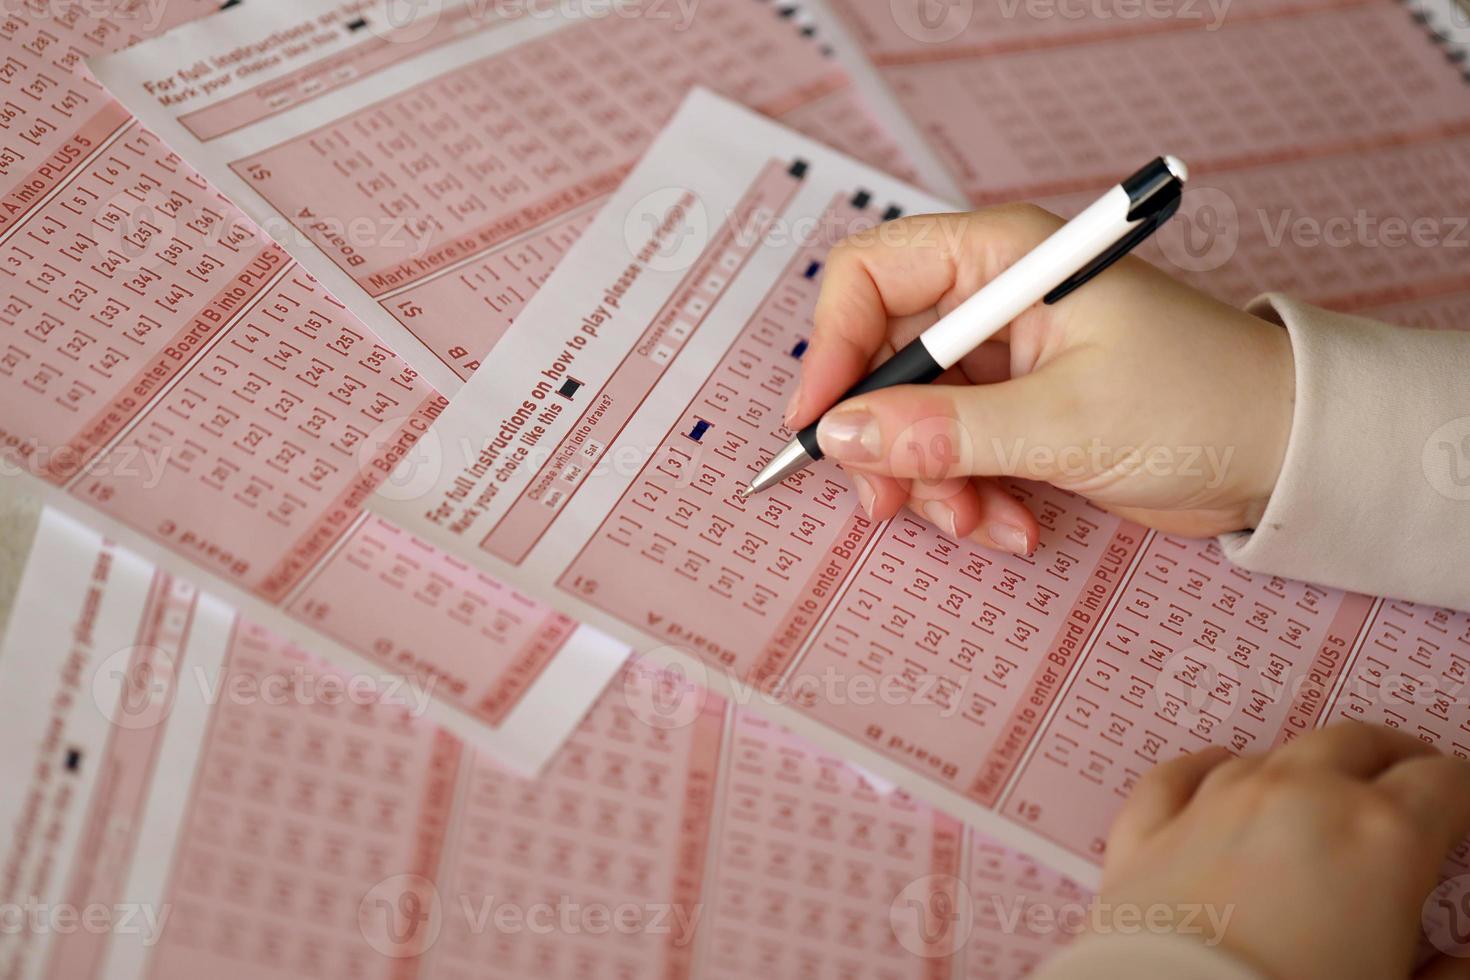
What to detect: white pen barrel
<box><xmin>921</xmin><ymin>185</ymin><xmax>1138</xmax><ymax>369</ymax></box>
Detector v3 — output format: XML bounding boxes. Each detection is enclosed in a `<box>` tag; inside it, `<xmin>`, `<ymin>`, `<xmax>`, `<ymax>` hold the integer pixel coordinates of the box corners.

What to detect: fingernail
<box><xmin>849</xmin><ymin>472</ymin><xmax>876</xmax><ymax>518</ymax></box>
<box><xmin>817</xmin><ymin>410</ymin><xmax>881</xmax><ymax>462</ymax></box>
<box><xmin>987</xmin><ymin>522</ymin><xmax>1030</xmax><ymax>556</ymax></box>
<box><xmin>922</xmin><ymin>500</ymin><xmax>959</xmax><ymax>538</ymax></box>
<box><xmin>783</xmin><ymin>381</ymin><xmax>803</xmax><ymax>427</ymax></box>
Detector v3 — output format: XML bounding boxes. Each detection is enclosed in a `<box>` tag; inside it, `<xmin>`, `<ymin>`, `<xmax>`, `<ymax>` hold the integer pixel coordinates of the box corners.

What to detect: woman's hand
<box><xmin>788</xmin><ymin>205</ymin><xmax>1296</xmax><ymax>555</ymax></box>
<box><xmin>1098</xmin><ymin>722</ymin><xmax>1470</xmax><ymax>980</ymax></box>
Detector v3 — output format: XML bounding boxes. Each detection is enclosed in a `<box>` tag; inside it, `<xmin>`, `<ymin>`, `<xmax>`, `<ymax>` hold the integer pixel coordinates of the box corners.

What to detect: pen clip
<box><xmin>1042</xmin><ymin>191</ymin><xmax>1182</xmax><ymax>305</ymax></box>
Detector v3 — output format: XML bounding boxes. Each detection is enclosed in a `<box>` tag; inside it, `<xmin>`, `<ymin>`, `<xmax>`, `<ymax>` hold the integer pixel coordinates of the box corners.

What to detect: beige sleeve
<box><xmin>1031</xmin><ymin>299</ymin><xmax>1470</xmax><ymax>980</ymax></box>
<box><xmin>1219</xmin><ymin>294</ymin><xmax>1470</xmax><ymax>613</ymax></box>
<box><xmin>1033</xmin><ymin>933</ymin><xmax>1265</xmax><ymax>980</ymax></box>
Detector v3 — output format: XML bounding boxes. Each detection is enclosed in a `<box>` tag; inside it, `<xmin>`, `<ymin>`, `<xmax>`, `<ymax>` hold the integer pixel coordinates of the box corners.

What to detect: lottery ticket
<box><xmin>0</xmin><ymin>0</ymin><xmax>628</xmax><ymax>773</ymax></box>
<box><xmin>90</xmin><ymin>0</ymin><xmax>935</xmax><ymax>391</ymax></box>
<box><xmin>816</xmin><ymin>0</ymin><xmax>1470</xmax><ymax>320</ymax></box>
<box><xmin>0</xmin><ymin>505</ymin><xmax>1085</xmax><ymax>980</ymax></box>
<box><xmin>369</xmin><ymin>90</ymin><xmax>1470</xmax><ymax>883</ymax></box>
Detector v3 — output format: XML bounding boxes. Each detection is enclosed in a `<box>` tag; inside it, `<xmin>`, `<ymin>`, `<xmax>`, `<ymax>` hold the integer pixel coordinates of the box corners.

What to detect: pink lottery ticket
<box><xmin>820</xmin><ymin>0</ymin><xmax>1470</xmax><ymax>319</ymax></box>
<box><xmin>364</xmin><ymin>91</ymin><xmax>1470</xmax><ymax>883</ymax></box>
<box><xmin>90</xmin><ymin>0</ymin><xmax>931</xmax><ymax>391</ymax></box>
<box><xmin>0</xmin><ymin>0</ymin><xmax>628</xmax><ymax>772</ymax></box>
<box><xmin>0</xmin><ymin>506</ymin><xmax>1085</xmax><ymax>980</ymax></box>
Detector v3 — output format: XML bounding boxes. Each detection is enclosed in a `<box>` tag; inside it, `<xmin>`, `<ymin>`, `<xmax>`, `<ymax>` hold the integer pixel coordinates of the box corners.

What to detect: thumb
<box><xmin>814</xmin><ymin>373</ymin><xmax>1068</xmax><ymax>483</ymax></box>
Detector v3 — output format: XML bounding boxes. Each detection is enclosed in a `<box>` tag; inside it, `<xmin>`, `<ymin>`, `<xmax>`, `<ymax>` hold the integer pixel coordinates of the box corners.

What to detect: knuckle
<box><xmin>1350</xmin><ymin>791</ymin><xmax>1421</xmax><ymax>847</ymax></box>
<box><xmin>1246</xmin><ymin>762</ymin><xmax>1297</xmax><ymax>796</ymax></box>
<box><xmin>1247</xmin><ymin>764</ymin><xmax>1328</xmax><ymax>813</ymax></box>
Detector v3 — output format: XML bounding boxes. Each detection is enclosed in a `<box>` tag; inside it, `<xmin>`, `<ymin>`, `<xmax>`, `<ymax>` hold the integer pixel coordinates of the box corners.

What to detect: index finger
<box><xmin>785</xmin><ymin>205</ymin><xmax>1062</xmax><ymax>430</ymax></box>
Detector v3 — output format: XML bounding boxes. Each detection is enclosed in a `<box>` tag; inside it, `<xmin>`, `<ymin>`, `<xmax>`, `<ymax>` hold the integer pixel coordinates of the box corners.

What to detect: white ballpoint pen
<box><xmin>742</xmin><ymin>155</ymin><xmax>1190</xmax><ymax>499</ymax></box>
